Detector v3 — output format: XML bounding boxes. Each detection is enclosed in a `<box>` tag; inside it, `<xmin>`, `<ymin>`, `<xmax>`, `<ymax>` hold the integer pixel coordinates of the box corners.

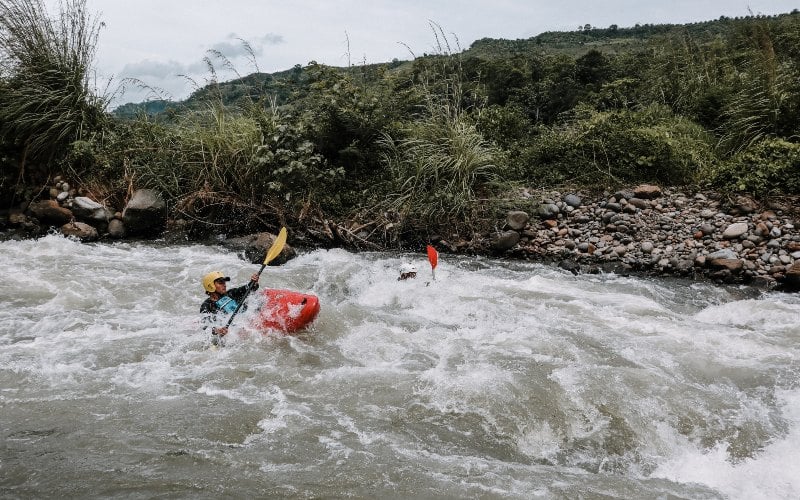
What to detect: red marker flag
<box><xmin>426</xmin><ymin>245</ymin><xmax>439</xmax><ymax>280</ymax></box>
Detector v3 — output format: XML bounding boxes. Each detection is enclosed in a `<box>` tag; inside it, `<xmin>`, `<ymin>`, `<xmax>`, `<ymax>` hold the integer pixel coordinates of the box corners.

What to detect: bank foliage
<box><xmin>2</xmin><ymin>2</ymin><xmax>800</xmax><ymax>239</ymax></box>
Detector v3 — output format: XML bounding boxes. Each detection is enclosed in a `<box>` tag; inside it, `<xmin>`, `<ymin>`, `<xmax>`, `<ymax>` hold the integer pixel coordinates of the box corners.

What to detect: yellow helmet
<box><xmin>202</xmin><ymin>271</ymin><xmax>229</xmax><ymax>292</ymax></box>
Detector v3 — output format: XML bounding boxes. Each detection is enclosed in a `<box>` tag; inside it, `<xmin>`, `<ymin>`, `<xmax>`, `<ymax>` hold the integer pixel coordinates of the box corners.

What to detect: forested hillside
<box><xmin>2</xmin><ymin>0</ymin><xmax>799</xmax><ymax>242</ymax></box>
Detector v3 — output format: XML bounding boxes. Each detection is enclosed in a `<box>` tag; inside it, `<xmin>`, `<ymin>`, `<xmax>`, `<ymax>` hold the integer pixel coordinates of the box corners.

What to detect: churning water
<box><xmin>1</xmin><ymin>234</ymin><xmax>799</xmax><ymax>499</ymax></box>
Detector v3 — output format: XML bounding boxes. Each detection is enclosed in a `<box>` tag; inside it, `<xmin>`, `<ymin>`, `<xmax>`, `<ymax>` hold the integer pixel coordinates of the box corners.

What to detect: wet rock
<box><xmin>108</xmin><ymin>219</ymin><xmax>126</xmax><ymax>239</ymax></box>
<box><xmin>558</xmin><ymin>260</ymin><xmax>580</xmax><ymax>275</ymax></box>
<box><xmin>491</xmin><ymin>230</ymin><xmax>520</xmax><ymax>252</ymax></box>
<box><xmin>121</xmin><ymin>189</ymin><xmax>166</xmax><ymax>237</ymax></box>
<box><xmin>222</xmin><ymin>231</ymin><xmax>296</xmax><ymax>265</ymax></box>
<box><xmin>779</xmin><ymin>261</ymin><xmax>800</xmax><ymax>290</ymax></box>
<box><xmin>28</xmin><ymin>200</ymin><xmax>73</xmax><ymax>226</ymax></box>
<box><xmin>60</xmin><ymin>221</ymin><xmax>99</xmax><ymax>242</ymax></box>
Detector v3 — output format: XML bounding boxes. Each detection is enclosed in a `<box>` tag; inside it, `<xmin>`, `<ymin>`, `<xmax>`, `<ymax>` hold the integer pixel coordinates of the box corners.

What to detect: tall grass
<box><xmin>379</xmin><ymin>115</ymin><xmax>498</xmax><ymax>224</ymax></box>
<box><xmin>0</xmin><ymin>0</ymin><xmax>107</xmax><ymax>170</ymax></box>
<box><xmin>378</xmin><ymin>23</ymin><xmax>499</xmax><ymax>231</ymax></box>
<box><xmin>101</xmin><ymin>45</ymin><xmax>335</xmax><ymax>236</ymax></box>
<box><xmin>717</xmin><ymin>28</ymin><xmax>796</xmax><ymax>154</ymax></box>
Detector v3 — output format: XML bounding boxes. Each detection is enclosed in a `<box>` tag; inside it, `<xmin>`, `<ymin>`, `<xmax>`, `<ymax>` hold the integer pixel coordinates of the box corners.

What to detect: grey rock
<box><xmin>506</xmin><ymin>211</ymin><xmax>530</xmax><ymax>231</ymax></box>
<box><xmin>563</xmin><ymin>194</ymin><xmax>582</xmax><ymax>208</ymax></box>
<box><xmin>491</xmin><ymin>230</ymin><xmax>521</xmax><ymax>252</ymax></box>
<box><xmin>722</xmin><ymin>222</ymin><xmax>748</xmax><ymax>239</ymax></box>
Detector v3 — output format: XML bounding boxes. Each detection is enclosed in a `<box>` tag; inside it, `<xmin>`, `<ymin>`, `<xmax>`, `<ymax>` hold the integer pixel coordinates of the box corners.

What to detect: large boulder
<box><xmin>28</xmin><ymin>200</ymin><xmax>73</xmax><ymax>225</ymax></box>
<box><xmin>779</xmin><ymin>261</ymin><xmax>800</xmax><ymax>291</ymax></box>
<box><xmin>72</xmin><ymin>196</ymin><xmax>114</xmax><ymax>223</ymax></box>
<box><xmin>491</xmin><ymin>230</ymin><xmax>520</xmax><ymax>252</ymax></box>
<box><xmin>121</xmin><ymin>189</ymin><xmax>166</xmax><ymax>237</ymax></box>
<box><xmin>221</xmin><ymin>231</ymin><xmax>296</xmax><ymax>265</ymax></box>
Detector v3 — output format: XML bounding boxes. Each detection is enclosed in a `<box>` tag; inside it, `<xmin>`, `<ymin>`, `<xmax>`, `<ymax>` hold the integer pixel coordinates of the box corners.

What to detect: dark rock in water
<box><xmin>121</xmin><ymin>189</ymin><xmax>166</xmax><ymax>237</ymax></box>
<box><xmin>222</xmin><ymin>231</ymin><xmax>296</xmax><ymax>265</ymax></box>
<box><xmin>778</xmin><ymin>261</ymin><xmax>800</xmax><ymax>291</ymax></box>
<box><xmin>558</xmin><ymin>260</ymin><xmax>580</xmax><ymax>275</ymax></box>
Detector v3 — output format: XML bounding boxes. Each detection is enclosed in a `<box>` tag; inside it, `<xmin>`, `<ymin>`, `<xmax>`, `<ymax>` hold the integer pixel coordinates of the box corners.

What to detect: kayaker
<box><xmin>398</xmin><ymin>263</ymin><xmax>417</xmax><ymax>280</ymax></box>
<box><xmin>200</xmin><ymin>271</ymin><xmax>260</xmax><ymax>344</ymax></box>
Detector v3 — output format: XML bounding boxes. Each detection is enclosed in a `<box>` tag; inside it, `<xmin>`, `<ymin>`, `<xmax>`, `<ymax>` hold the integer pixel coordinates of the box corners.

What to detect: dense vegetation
<box><xmin>2</xmin><ymin>0</ymin><xmax>799</xmax><ymax>245</ymax></box>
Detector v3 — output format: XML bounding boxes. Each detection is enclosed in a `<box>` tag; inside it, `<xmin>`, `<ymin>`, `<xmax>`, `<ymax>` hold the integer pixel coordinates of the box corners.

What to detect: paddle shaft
<box><xmin>223</xmin><ymin>262</ymin><xmax>266</xmax><ymax>328</ymax></box>
<box><xmin>222</xmin><ymin>227</ymin><xmax>287</xmax><ymax>329</ymax></box>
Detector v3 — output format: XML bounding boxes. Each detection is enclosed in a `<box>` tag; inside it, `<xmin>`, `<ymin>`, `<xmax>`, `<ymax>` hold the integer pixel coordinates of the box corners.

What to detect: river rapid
<box><xmin>1</xmin><ymin>234</ymin><xmax>799</xmax><ymax>499</ymax></box>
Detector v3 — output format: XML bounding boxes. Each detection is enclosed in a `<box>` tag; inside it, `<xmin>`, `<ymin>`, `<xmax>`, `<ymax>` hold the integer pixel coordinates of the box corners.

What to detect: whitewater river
<box><xmin>2</xmin><ymin>234</ymin><xmax>799</xmax><ymax>499</ymax></box>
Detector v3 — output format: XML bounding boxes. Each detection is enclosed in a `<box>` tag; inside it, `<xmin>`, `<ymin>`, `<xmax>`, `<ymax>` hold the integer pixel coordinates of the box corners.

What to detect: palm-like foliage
<box><xmin>0</xmin><ymin>0</ymin><xmax>107</xmax><ymax>167</ymax></box>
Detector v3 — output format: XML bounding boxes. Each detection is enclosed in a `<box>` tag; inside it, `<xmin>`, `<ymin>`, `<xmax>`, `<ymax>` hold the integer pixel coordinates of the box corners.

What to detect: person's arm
<box><xmin>200</xmin><ymin>300</ymin><xmax>227</xmax><ymax>336</ymax></box>
<box><xmin>229</xmin><ymin>274</ymin><xmax>260</xmax><ymax>302</ymax></box>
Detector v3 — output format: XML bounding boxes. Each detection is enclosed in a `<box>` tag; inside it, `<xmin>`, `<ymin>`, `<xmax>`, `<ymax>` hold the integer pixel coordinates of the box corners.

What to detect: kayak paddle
<box><xmin>225</xmin><ymin>227</ymin><xmax>287</xmax><ymax>328</ymax></box>
<box><xmin>426</xmin><ymin>244</ymin><xmax>438</xmax><ymax>281</ymax></box>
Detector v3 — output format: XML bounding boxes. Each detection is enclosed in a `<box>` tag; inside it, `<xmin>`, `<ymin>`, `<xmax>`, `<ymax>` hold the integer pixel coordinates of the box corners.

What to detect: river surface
<box><xmin>1</xmin><ymin>234</ymin><xmax>799</xmax><ymax>499</ymax></box>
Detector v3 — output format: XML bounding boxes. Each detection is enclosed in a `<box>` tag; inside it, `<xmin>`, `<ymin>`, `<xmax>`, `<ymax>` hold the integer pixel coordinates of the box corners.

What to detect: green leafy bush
<box><xmin>517</xmin><ymin>105</ymin><xmax>715</xmax><ymax>186</ymax></box>
<box><xmin>709</xmin><ymin>138</ymin><xmax>800</xmax><ymax>195</ymax></box>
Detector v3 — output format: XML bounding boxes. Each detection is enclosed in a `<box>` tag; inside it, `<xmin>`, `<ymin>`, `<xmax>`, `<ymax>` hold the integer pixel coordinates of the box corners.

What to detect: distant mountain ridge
<box><xmin>111</xmin><ymin>10</ymin><xmax>799</xmax><ymax>119</ymax></box>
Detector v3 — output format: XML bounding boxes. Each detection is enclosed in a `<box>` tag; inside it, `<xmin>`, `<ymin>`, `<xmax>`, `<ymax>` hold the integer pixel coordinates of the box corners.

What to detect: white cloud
<box><xmin>120</xmin><ymin>59</ymin><xmax>186</xmax><ymax>79</ymax></box>
<box><xmin>258</xmin><ymin>33</ymin><xmax>285</xmax><ymax>46</ymax></box>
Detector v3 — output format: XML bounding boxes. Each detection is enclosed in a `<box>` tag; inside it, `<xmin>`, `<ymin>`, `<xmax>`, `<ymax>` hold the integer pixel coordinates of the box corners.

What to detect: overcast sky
<box><xmin>44</xmin><ymin>1</ymin><xmax>799</xmax><ymax>107</ymax></box>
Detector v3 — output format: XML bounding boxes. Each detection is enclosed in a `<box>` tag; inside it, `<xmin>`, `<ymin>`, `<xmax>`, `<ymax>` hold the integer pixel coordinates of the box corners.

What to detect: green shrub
<box><xmin>709</xmin><ymin>138</ymin><xmax>800</xmax><ymax>195</ymax></box>
<box><xmin>517</xmin><ymin>105</ymin><xmax>716</xmax><ymax>186</ymax></box>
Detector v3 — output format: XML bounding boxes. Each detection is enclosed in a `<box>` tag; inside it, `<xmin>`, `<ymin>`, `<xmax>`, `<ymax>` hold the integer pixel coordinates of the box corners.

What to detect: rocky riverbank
<box><xmin>480</xmin><ymin>184</ymin><xmax>800</xmax><ymax>291</ymax></box>
<box><xmin>2</xmin><ymin>179</ymin><xmax>799</xmax><ymax>292</ymax></box>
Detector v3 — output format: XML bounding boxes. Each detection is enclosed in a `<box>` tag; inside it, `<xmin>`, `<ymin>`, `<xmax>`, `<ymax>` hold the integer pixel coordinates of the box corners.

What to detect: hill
<box><xmin>111</xmin><ymin>10</ymin><xmax>800</xmax><ymax>119</ymax></box>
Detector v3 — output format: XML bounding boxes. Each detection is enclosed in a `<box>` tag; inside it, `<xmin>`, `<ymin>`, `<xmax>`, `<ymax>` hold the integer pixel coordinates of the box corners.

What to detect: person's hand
<box><xmin>212</xmin><ymin>326</ymin><xmax>229</xmax><ymax>337</ymax></box>
<box><xmin>250</xmin><ymin>273</ymin><xmax>260</xmax><ymax>284</ymax></box>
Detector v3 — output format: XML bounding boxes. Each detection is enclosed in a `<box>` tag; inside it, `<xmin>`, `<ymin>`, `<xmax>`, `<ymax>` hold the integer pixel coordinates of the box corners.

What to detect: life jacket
<box><xmin>215</xmin><ymin>295</ymin><xmax>238</xmax><ymax>314</ymax></box>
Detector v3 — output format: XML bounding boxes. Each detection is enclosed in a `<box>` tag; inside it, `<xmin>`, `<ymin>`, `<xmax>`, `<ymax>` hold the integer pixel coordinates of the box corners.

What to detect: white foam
<box><xmin>3</xmin><ymin>237</ymin><xmax>800</xmax><ymax>497</ymax></box>
<box><xmin>653</xmin><ymin>390</ymin><xmax>800</xmax><ymax>499</ymax></box>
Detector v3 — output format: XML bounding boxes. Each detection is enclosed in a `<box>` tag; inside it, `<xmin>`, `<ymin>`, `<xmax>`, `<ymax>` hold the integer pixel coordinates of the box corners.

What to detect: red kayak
<box><xmin>251</xmin><ymin>288</ymin><xmax>320</xmax><ymax>333</ymax></box>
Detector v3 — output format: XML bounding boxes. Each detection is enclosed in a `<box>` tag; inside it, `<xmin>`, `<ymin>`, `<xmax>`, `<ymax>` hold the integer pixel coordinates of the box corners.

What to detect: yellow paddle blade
<box><xmin>264</xmin><ymin>227</ymin><xmax>287</xmax><ymax>264</ymax></box>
